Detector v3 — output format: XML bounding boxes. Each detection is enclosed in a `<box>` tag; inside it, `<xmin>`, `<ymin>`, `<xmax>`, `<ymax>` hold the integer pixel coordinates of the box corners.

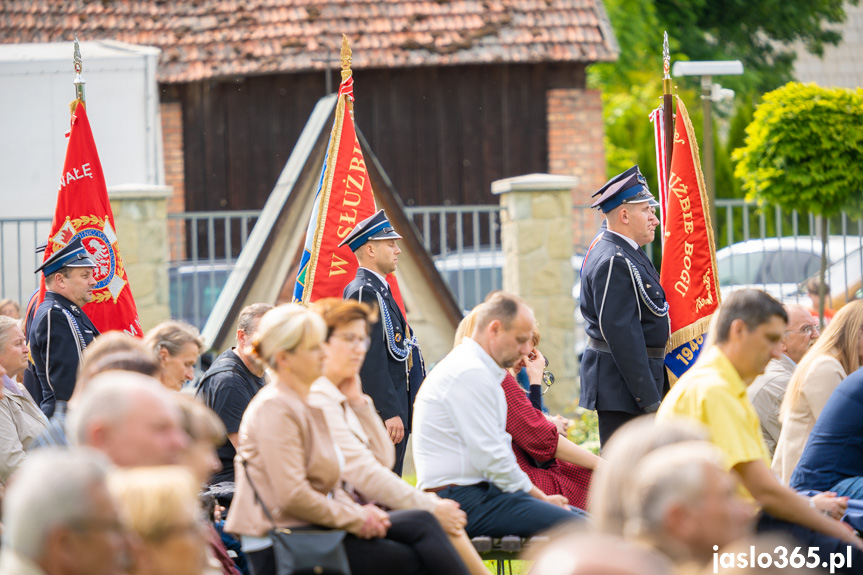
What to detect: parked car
<box><xmin>168</xmin><ymin>261</ymin><xmax>233</xmax><ymax>331</ymax></box>
<box><xmin>715</xmin><ymin>236</ymin><xmax>863</xmax><ymax>305</ymax></box>
<box><xmin>433</xmin><ymin>248</ymin><xmax>505</xmax><ymax>313</ymax></box>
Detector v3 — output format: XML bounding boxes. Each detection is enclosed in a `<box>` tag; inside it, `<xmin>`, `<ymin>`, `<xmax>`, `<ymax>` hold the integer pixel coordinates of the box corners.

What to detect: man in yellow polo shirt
<box><xmin>657</xmin><ymin>289</ymin><xmax>863</xmax><ymax>570</ymax></box>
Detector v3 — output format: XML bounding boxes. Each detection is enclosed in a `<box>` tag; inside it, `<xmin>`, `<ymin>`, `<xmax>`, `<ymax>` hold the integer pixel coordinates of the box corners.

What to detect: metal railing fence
<box><xmin>0</xmin><ymin>218</ymin><xmax>53</xmax><ymax>307</ymax></box>
<box><xmin>3</xmin><ymin>200</ymin><xmax>863</xmax><ymax>327</ymax></box>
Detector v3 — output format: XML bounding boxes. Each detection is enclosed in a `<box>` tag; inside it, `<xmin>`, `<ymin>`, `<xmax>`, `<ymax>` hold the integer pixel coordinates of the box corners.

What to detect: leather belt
<box><xmin>587</xmin><ymin>337</ymin><xmax>666</xmax><ymax>359</ymax></box>
<box><xmin>423</xmin><ymin>484</ymin><xmax>457</xmax><ymax>494</ymax></box>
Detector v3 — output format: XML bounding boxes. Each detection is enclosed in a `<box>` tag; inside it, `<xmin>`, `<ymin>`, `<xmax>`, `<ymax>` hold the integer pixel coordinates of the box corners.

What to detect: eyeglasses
<box><xmin>541</xmin><ymin>370</ymin><xmax>555</xmax><ymax>394</ymax></box>
<box><xmin>329</xmin><ymin>332</ymin><xmax>371</xmax><ymax>351</ymax></box>
<box><xmin>786</xmin><ymin>324</ymin><xmax>818</xmax><ymax>336</ymax></box>
<box><xmin>527</xmin><ymin>350</ymin><xmax>549</xmax><ymax>368</ymax></box>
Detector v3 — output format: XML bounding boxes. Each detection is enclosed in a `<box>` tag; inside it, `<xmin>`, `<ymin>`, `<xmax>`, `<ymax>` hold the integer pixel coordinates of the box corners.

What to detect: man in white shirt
<box><xmin>747</xmin><ymin>304</ymin><xmax>819</xmax><ymax>456</ymax></box>
<box><xmin>413</xmin><ymin>291</ymin><xmax>583</xmax><ymax>537</ymax></box>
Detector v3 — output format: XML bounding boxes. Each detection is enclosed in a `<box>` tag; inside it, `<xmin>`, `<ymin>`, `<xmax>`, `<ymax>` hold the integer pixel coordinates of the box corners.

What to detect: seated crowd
<box><xmin>1</xmin><ymin>286</ymin><xmax>863</xmax><ymax>575</ymax></box>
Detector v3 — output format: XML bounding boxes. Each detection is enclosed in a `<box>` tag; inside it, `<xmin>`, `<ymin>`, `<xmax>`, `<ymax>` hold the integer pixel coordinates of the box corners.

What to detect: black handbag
<box><xmin>240</xmin><ymin>459</ymin><xmax>352</xmax><ymax>575</ymax></box>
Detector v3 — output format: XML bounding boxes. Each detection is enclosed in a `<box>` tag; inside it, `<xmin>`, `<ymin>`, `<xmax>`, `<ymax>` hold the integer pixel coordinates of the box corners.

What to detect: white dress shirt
<box><xmin>412</xmin><ymin>337</ymin><xmax>533</xmax><ymax>493</ymax></box>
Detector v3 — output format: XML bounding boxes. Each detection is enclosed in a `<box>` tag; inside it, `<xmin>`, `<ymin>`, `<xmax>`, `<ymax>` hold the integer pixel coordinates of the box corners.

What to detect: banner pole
<box><xmin>662</xmin><ymin>32</ymin><xmax>673</xmax><ymax>177</ymax></box>
<box><xmin>73</xmin><ymin>35</ymin><xmax>86</xmax><ymax>104</ymax></box>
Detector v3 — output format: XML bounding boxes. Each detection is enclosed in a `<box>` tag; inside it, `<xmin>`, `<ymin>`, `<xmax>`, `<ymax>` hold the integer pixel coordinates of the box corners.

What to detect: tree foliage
<box><xmin>655</xmin><ymin>0</ymin><xmax>856</xmax><ymax>92</ymax></box>
<box><xmin>732</xmin><ymin>82</ymin><xmax>863</xmax><ymax>218</ymax></box>
<box><xmin>590</xmin><ymin>0</ymin><xmax>859</xmax><ymax>205</ymax></box>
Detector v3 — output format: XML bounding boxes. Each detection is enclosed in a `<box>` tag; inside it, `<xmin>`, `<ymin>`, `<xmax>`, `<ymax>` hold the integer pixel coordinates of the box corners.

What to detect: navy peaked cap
<box><xmin>590</xmin><ymin>165</ymin><xmax>659</xmax><ymax>213</ymax></box>
<box><xmin>338</xmin><ymin>209</ymin><xmax>403</xmax><ymax>251</ymax></box>
<box><xmin>35</xmin><ymin>237</ymin><xmax>96</xmax><ymax>276</ymax></box>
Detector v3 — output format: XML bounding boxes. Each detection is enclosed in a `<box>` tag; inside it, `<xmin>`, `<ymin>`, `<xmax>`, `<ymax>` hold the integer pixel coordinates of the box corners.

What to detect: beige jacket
<box><xmin>224</xmin><ymin>382</ymin><xmax>366</xmax><ymax>538</ymax></box>
<box><xmin>772</xmin><ymin>354</ymin><xmax>846</xmax><ymax>483</ymax></box>
<box><xmin>747</xmin><ymin>354</ymin><xmax>796</xmax><ymax>457</ymax></box>
<box><xmin>308</xmin><ymin>377</ymin><xmax>439</xmax><ymax>512</ymax></box>
<box><xmin>0</xmin><ymin>377</ymin><xmax>49</xmax><ymax>483</ymax></box>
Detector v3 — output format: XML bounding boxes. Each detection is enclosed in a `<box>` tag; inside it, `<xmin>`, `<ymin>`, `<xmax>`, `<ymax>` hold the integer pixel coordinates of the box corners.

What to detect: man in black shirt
<box><xmin>197</xmin><ymin>303</ymin><xmax>272</xmax><ymax>484</ymax></box>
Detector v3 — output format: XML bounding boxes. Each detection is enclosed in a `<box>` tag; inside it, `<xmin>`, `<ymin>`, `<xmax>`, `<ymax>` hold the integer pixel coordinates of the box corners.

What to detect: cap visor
<box><xmin>625</xmin><ymin>197</ymin><xmax>660</xmax><ymax>208</ymax></box>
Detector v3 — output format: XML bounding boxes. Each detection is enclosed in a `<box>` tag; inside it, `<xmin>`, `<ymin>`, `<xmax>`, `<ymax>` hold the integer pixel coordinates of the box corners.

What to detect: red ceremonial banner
<box><xmin>659</xmin><ymin>96</ymin><xmax>721</xmax><ymax>377</ymax></box>
<box><xmin>294</xmin><ymin>42</ymin><xmax>407</xmax><ymax>320</ymax></box>
<box><xmin>38</xmin><ymin>100</ymin><xmax>143</xmax><ymax>336</ymax></box>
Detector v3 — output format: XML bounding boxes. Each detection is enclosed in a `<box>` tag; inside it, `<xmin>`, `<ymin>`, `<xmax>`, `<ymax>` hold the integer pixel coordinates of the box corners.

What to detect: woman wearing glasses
<box><xmin>225</xmin><ymin>304</ymin><xmax>468</xmax><ymax>575</ymax></box>
<box><xmin>773</xmin><ymin>299</ymin><xmax>863</xmax><ymax>483</ymax></box>
<box><xmin>454</xmin><ymin>308</ymin><xmax>601</xmax><ymax>509</ymax></box>
<box><xmin>308</xmin><ymin>298</ymin><xmax>483</xmax><ymax>574</ymax></box>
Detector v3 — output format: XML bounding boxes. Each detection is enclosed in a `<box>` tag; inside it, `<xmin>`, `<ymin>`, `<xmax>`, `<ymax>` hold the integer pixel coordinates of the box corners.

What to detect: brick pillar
<box><xmin>547</xmin><ymin>88</ymin><xmax>606</xmax><ymax>251</ymax></box>
<box><xmin>109</xmin><ymin>184</ymin><xmax>172</xmax><ymax>331</ymax></box>
<box><xmin>492</xmin><ymin>174</ymin><xmax>578</xmax><ymax>415</ymax></box>
<box><xmin>161</xmin><ymin>101</ymin><xmax>186</xmax><ymax>261</ymax></box>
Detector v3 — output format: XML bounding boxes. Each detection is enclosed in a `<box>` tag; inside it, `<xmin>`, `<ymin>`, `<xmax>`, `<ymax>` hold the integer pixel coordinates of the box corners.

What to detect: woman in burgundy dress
<box><xmin>502</xmin><ymin>333</ymin><xmax>601</xmax><ymax>510</ymax></box>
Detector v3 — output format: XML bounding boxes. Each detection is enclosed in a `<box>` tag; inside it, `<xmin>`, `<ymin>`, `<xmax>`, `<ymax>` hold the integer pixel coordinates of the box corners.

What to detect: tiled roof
<box><xmin>0</xmin><ymin>0</ymin><xmax>619</xmax><ymax>83</ymax></box>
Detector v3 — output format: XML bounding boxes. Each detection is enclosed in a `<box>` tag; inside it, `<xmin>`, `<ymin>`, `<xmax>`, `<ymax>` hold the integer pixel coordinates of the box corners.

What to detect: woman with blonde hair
<box><xmin>773</xmin><ymin>299</ymin><xmax>863</xmax><ymax>483</ymax></box>
<box><xmin>144</xmin><ymin>320</ymin><xmax>206</xmax><ymax>391</ymax></box>
<box><xmin>309</xmin><ymin>298</ymin><xmax>486</xmax><ymax>574</ymax></box>
<box><xmin>108</xmin><ymin>466</ymin><xmax>208</xmax><ymax>575</ymax></box>
<box><xmin>225</xmin><ymin>304</ymin><xmax>469</xmax><ymax>575</ymax></box>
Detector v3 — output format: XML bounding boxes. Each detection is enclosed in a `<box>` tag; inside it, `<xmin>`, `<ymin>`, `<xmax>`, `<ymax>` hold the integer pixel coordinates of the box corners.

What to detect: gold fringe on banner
<box><xmin>675</xmin><ymin>95</ymin><xmax>721</xmax><ymax>297</ymax></box>
<box><xmin>667</xmin><ymin>314</ymin><xmax>712</xmax><ymax>354</ymax></box>
<box><xmin>663</xmin><ymin>97</ymin><xmax>723</xmax><ymax>386</ymax></box>
<box><xmin>303</xmin><ymin>37</ymin><xmax>353</xmax><ymax>305</ymax></box>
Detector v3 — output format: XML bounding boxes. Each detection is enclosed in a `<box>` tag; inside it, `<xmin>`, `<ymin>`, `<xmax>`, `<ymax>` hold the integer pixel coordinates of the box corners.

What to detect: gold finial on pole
<box><xmin>73</xmin><ymin>34</ymin><xmax>86</xmax><ymax>103</ymax></box>
<box><xmin>340</xmin><ymin>34</ymin><xmax>352</xmax><ymax>82</ymax></box>
<box><xmin>662</xmin><ymin>31</ymin><xmax>672</xmax><ymax>94</ymax></box>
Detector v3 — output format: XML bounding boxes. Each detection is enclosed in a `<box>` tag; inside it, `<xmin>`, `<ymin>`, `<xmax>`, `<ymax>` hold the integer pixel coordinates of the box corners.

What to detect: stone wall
<box><xmin>493</xmin><ymin>174</ymin><xmax>578</xmax><ymax>415</ymax></box>
<box><xmin>108</xmin><ymin>184</ymin><xmax>172</xmax><ymax>332</ymax></box>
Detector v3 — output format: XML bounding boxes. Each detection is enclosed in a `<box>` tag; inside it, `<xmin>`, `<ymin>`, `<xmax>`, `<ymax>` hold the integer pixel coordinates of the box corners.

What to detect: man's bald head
<box><xmin>782</xmin><ymin>304</ymin><xmax>819</xmax><ymax>364</ymax></box>
<box><xmin>71</xmin><ymin>371</ymin><xmax>189</xmax><ymax>467</ymax></box>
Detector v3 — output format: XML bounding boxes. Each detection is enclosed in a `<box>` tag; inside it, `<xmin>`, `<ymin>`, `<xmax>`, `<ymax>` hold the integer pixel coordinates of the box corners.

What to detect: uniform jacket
<box><xmin>28</xmin><ymin>291</ymin><xmax>99</xmax><ymax>417</ymax></box>
<box><xmin>225</xmin><ymin>381</ymin><xmax>367</xmax><ymax>537</ymax></box>
<box><xmin>579</xmin><ymin>231</ymin><xmax>669</xmax><ymax>413</ymax></box>
<box><xmin>343</xmin><ymin>268</ymin><xmax>423</xmax><ymax>431</ymax></box>
<box><xmin>21</xmin><ymin>289</ymin><xmax>43</xmax><ymax>406</ymax></box>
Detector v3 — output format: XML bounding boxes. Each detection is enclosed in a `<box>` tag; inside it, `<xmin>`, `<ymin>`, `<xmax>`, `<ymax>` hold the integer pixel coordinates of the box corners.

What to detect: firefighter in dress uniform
<box><xmin>579</xmin><ymin>166</ymin><xmax>670</xmax><ymax>447</ymax></box>
<box><xmin>28</xmin><ymin>238</ymin><xmax>100</xmax><ymax>418</ymax></box>
<box><xmin>340</xmin><ymin>210</ymin><xmax>425</xmax><ymax>476</ymax></box>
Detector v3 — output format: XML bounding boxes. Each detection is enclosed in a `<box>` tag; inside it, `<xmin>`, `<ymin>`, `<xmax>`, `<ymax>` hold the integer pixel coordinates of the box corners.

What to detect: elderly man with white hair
<box><xmin>622</xmin><ymin>441</ymin><xmax>754</xmax><ymax>572</ymax></box>
<box><xmin>0</xmin><ymin>448</ymin><xmax>129</xmax><ymax>575</ymax></box>
<box><xmin>748</xmin><ymin>304</ymin><xmax>819</xmax><ymax>456</ymax></box>
<box><xmin>70</xmin><ymin>371</ymin><xmax>188</xmax><ymax>467</ymax></box>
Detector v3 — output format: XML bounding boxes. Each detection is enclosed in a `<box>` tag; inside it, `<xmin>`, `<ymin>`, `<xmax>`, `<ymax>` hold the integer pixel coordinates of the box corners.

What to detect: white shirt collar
<box><xmin>359</xmin><ymin>266</ymin><xmax>387</xmax><ymax>286</ymax></box>
<box><xmin>606</xmin><ymin>229</ymin><xmax>640</xmax><ymax>250</ymax></box>
<box><xmin>462</xmin><ymin>337</ymin><xmax>508</xmax><ymax>380</ymax></box>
